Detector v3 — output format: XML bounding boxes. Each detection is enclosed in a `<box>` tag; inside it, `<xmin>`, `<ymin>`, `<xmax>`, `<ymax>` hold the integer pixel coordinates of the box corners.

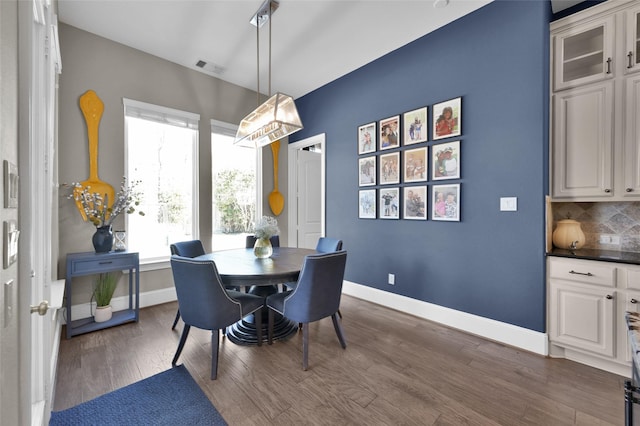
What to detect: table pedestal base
<box><xmin>226</xmin><ymin>284</ymin><xmax>298</xmax><ymax>346</ymax></box>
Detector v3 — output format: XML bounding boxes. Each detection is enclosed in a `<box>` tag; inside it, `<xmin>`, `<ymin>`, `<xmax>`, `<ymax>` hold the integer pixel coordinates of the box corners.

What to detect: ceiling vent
<box><xmin>194</xmin><ymin>60</ymin><xmax>226</xmax><ymax>75</ymax></box>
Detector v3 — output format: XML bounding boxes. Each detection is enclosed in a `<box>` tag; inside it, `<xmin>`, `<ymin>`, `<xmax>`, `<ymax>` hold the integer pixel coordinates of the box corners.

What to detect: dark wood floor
<box><xmin>54</xmin><ymin>296</ymin><xmax>626</xmax><ymax>425</ymax></box>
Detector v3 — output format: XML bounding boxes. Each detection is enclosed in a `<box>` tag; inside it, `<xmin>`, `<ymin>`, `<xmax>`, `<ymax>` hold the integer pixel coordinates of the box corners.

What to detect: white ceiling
<box><xmin>58</xmin><ymin>0</ymin><xmax>579</xmax><ymax>99</ymax></box>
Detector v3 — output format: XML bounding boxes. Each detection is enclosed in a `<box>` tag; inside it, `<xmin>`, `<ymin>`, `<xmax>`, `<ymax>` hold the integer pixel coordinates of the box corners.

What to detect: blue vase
<box><xmin>92</xmin><ymin>225</ymin><xmax>113</xmax><ymax>253</ymax></box>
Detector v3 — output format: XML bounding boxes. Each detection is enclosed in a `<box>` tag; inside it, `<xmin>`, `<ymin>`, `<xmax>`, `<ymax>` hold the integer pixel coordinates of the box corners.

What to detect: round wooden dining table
<box><xmin>195</xmin><ymin>247</ymin><xmax>317</xmax><ymax>346</ymax></box>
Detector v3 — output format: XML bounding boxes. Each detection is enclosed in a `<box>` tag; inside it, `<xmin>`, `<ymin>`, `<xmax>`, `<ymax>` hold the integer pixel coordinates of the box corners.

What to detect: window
<box><xmin>124</xmin><ymin>98</ymin><xmax>199</xmax><ymax>263</ymax></box>
<box><xmin>211</xmin><ymin>119</ymin><xmax>261</xmax><ymax>250</ymax></box>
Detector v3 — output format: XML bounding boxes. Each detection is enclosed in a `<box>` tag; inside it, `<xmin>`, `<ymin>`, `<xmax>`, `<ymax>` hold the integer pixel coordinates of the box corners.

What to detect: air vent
<box><xmin>194</xmin><ymin>59</ymin><xmax>226</xmax><ymax>75</ymax></box>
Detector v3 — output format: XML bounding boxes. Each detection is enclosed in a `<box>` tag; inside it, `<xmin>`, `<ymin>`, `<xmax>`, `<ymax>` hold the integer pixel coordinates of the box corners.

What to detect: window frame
<box><xmin>123</xmin><ymin>98</ymin><xmax>200</xmax><ymax>269</ymax></box>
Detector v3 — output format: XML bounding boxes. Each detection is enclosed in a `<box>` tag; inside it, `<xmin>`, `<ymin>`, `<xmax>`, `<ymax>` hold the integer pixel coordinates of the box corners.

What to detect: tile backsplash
<box><xmin>552</xmin><ymin>202</ymin><xmax>640</xmax><ymax>253</ymax></box>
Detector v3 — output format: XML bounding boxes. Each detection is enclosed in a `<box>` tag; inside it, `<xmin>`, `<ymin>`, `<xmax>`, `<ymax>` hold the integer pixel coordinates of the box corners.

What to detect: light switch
<box><xmin>4</xmin><ymin>279</ymin><xmax>13</xmax><ymax>327</ymax></box>
<box><xmin>500</xmin><ymin>197</ymin><xmax>518</xmax><ymax>212</ymax></box>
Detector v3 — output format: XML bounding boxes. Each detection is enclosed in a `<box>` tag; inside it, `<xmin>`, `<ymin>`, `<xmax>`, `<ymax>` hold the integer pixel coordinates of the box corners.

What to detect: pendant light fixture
<box><xmin>235</xmin><ymin>0</ymin><xmax>303</xmax><ymax>148</ymax></box>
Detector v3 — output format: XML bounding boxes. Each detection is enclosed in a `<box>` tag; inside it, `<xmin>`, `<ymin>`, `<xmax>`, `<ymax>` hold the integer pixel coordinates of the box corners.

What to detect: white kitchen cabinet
<box><xmin>548</xmin><ymin>256</ymin><xmax>640</xmax><ymax>376</ymax></box>
<box><xmin>551</xmin><ymin>82</ymin><xmax>614</xmax><ymax>198</ymax></box>
<box><xmin>553</xmin><ymin>15</ymin><xmax>614</xmax><ymax>91</ymax></box>
<box><xmin>551</xmin><ymin>0</ymin><xmax>640</xmax><ymax>201</ymax></box>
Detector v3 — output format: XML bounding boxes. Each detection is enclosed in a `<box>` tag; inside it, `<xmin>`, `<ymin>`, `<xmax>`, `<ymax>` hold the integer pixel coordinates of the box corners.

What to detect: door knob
<box><xmin>30</xmin><ymin>300</ymin><xmax>49</xmax><ymax>316</ymax></box>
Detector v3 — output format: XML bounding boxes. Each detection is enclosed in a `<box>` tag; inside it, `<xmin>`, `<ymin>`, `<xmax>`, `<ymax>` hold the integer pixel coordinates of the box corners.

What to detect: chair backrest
<box><xmin>316</xmin><ymin>237</ymin><xmax>343</xmax><ymax>253</ymax></box>
<box><xmin>282</xmin><ymin>251</ymin><xmax>347</xmax><ymax>323</ymax></box>
<box><xmin>245</xmin><ymin>235</ymin><xmax>280</xmax><ymax>248</ymax></box>
<box><xmin>170</xmin><ymin>240</ymin><xmax>206</xmax><ymax>258</ymax></box>
<box><xmin>170</xmin><ymin>255</ymin><xmax>243</xmax><ymax>330</ymax></box>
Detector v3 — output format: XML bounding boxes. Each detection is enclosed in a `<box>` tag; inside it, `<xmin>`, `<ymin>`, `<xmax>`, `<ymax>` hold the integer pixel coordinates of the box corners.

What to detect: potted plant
<box><xmin>93</xmin><ymin>271</ymin><xmax>121</xmax><ymax>322</ymax></box>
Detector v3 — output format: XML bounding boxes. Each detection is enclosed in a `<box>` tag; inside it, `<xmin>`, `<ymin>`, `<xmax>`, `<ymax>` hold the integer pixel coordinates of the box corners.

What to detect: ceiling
<box><xmin>57</xmin><ymin>0</ymin><xmax>580</xmax><ymax>99</ymax></box>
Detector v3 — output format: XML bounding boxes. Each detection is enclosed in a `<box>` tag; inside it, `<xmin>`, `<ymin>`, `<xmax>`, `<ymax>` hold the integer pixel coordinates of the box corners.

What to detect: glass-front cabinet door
<box><xmin>553</xmin><ymin>16</ymin><xmax>614</xmax><ymax>91</ymax></box>
<box><xmin>626</xmin><ymin>5</ymin><xmax>640</xmax><ymax>74</ymax></box>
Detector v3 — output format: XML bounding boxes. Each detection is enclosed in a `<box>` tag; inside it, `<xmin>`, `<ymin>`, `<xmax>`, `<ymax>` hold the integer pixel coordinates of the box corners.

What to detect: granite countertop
<box><xmin>548</xmin><ymin>248</ymin><xmax>640</xmax><ymax>265</ymax></box>
<box><xmin>627</xmin><ymin>312</ymin><xmax>640</xmax><ymax>376</ymax></box>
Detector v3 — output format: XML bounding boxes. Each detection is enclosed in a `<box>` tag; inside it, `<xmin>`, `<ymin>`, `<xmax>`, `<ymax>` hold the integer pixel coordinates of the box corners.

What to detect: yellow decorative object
<box><xmin>552</xmin><ymin>219</ymin><xmax>586</xmax><ymax>249</ymax></box>
<box><xmin>74</xmin><ymin>90</ymin><xmax>115</xmax><ymax>221</ymax></box>
<box><xmin>268</xmin><ymin>140</ymin><xmax>284</xmax><ymax>216</ymax></box>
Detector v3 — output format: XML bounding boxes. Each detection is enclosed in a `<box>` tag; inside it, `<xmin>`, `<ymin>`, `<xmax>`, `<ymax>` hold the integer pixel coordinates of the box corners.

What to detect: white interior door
<box><xmin>297</xmin><ymin>150</ymin><xmax>322</xmax><ymax>249</ymax></box>
<box><xmin>287</xmin><ymin>134</ymin><xmax>325</xmax><ymax>248</ymax></box>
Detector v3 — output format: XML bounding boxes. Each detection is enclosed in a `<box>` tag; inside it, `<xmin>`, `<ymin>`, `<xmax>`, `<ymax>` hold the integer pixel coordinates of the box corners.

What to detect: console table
<box><xmin>65</xmin><ymin>251</ymin><xmax>140</xmax><ymax>339</ymax></box>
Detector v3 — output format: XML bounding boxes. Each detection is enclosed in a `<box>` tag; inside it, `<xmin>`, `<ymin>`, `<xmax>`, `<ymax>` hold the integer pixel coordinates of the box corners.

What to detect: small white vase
<box><xmin>94</xmin><ymin>305</ymin><xmax>113</xmax><ymax>323</ymax></box>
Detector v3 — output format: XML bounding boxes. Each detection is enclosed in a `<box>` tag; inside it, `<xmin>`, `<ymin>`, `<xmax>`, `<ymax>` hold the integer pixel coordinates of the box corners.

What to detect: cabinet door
<box><xmin>553</xmin><ymin>16</ymin><xmax>615</xmax><ymax>91</ymax></box>
<box><xmin>623</xmin><ymin>73</ymin><xmax>640</xmax><ymax>196</ymax></box>
<box><xmin>625</xmin><ymin>5</ymin><xmax>640</xmax><ymax>75</ymax></box>
<box><xmin>552</xmin><ymin>82</ymin><xmax>614</xmax><ymax>199</ymax></box>
<box><xmin>623</xmin><ymin>290</ymin><xmax>640</xmax><ymax>363</ymax></box>
<box><xmin>549</xmin><ymin>280</ymin><xmax>615</xmax><ymax>357</ymax></box>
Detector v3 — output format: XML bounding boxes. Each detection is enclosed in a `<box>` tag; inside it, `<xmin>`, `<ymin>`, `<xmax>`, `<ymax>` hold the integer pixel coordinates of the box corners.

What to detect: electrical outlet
<box><xmin>388</xmin><ymin>273</ymin><xmax>395</xmax><ymax>285</ymax></box>
<box><xmin>599</xmin><ymin>234</ymin><xmax>621</xmax><ymax>245</ymax></box>
<box><xmin>4</xmin><ymin>279</ymin><xmax>13</xmax><ymax>328</ymax></box>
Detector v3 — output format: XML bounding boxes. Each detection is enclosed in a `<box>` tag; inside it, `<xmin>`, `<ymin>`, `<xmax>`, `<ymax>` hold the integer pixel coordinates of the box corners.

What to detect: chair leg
<box><xmin>171</xmin><ymin>309</ymin><xmax>181</xmax><ymax>330</ymax></box>
<box><xmin>302</xmin><ymin>322</ymin><xmax>309</xmax><ymax>371</ymax></box>
<box><xmin>211</xmin><ymin>329</ymin><xmax>220</xmax><ymax>380</ymax></box>
<box><xmin>267</xmin><ymin>309</ymin><xmax>274</xmax><ymax>345</ymax></box>
<box><xmin>172</xmin><ymin>324</ymin><xmax>191</xmax><ymax>366</ymax></box>
<box><xmin>337</xmin><ymin>309</ymin><xmax>342</xmax><ymax>319</ymax></box>
<box><xmin>331</xmin><ymin>313</ymin><xmax>347</xmax><ymax>349</ymax></box>
<box><xmin>255</xmin><ymin>309</ymin><xmax>263</xmax><ymax>347</ymax></box>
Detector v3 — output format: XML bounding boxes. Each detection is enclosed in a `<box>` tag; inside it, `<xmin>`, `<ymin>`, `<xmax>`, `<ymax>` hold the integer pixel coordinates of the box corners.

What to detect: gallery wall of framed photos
<box><xmin>358</xmin><ymin>97</ymin><xmax>462</xmax><ymax>221</ymax></box>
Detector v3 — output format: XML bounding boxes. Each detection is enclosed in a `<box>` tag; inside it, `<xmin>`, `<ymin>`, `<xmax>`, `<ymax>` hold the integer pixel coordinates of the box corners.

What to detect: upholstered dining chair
<box><xmin>169</xmin><ymin>240</ymin><xmax>206</xmax><ymax>330</ymax></box>
<box><xmin>266</xmin><ymin>251</ymin><xmax>348</xmax><ymax>370</ymax></box>
<box><xmin>316</xmin><ymin>236</ymin><xmax>343</xmax><ymax>253</ymax></box>
<box><xmin>170</xmin><ymin>255</ymin><xmax>265</xmax><ymax>380</ymax></box>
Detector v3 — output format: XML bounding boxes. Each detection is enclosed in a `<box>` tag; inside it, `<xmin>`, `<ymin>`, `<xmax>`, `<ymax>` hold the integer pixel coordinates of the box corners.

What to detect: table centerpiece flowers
<box><xmin>253</xmin><ymin>215</ymin><xmax>279</xmax><ymax>258</ymax></box>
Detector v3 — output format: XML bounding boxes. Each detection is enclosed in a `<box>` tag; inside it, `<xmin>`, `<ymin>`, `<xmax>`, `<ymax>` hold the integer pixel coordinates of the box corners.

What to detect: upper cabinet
<box><xmin>553</xmin><ymin>16</ymin><xmax>614</xmax><ymax>91</ymax></box>
<box><xmin>551</xmin><ymin>0</ymin><xmax>640</xmax><ymax>201</ymax></box>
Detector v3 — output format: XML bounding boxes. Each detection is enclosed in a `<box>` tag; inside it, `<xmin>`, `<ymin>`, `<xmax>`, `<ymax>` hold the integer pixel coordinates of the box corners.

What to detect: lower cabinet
<box><xmin>547</xmin><ymin>256</ymin><xmax>640</xmax><ymax>376</ymax></box>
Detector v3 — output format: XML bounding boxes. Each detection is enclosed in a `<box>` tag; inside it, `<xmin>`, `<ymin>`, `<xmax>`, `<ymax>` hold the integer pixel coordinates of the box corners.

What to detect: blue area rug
<box><xmin>50</xmin><ymin>365</ymin><xmax>227</xmax><ymax>425</ymax></box>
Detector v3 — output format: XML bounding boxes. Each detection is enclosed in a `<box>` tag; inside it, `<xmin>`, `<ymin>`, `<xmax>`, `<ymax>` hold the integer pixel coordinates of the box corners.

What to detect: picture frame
<box><xmin>358</xmin><ymin>189</ymin><xmax>376</xmax><ymax>219</ymax></box>
<box><xmin>403</xmin><ymin>186</ymin><xmax>427</xmax><ymax>220</ymax></box>
<box><xmin>379</xmin><ymin>152</ymin><xmax>400</xmax><ymax>185</ymax></box>
<box><xmin>432</xmin><ymin>184</ymin><xmax>460</xmax><ymax>221</ymax></box>
<box><xmin>403</xmin><ymin>147</ymin><xmax>427</xmax><ymax>183</ymax></box>
<box><xmin>432</xmin><ymin>97</ymin><xmax>462</xmax><ymax>140</ymax></box>
<box><xmin>432</xmin><ymin>140</ymin><xmax>460</xmax><ymax>180</ymax></box>
<box><xmin>358</xmin><ymin>122</ymin><xmax>376</xmax><ymax>155</ymax></box>
<box><xmin>379</xmin><ymin>187</ymin><xmax>400</xmax><ymax>219</ymax></box>
<box><xmin>403</xmin><ymin>107</ymin><xmax>427</xmax><ymax>145</ymax></box>
<box><xmin>358</xmin><ymin>156</ymin><xmax>376</xmax><ymax>186</ymax></box>
<box><xmin>379</xmin><ymin>115</ymin><xmax>400</xmax><ymax>150</ymax></box>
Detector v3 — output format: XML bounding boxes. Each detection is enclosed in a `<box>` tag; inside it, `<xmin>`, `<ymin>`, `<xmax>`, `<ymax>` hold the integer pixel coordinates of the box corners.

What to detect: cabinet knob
<box><xmin>632</xmin><ymin>299</ymin><xmax>638</xmax><ymax>304</ymax></box>
<box><xmin>606</xmin><ymin>57</ymin><xmax>612</xmax><ymax>74</ymax></box>
<box><xmin>606</xmin><ymin>294</ymin><xmax>613</xmax><ymax>300</ymax></box>
<box><xmin>604</xmin><ymin>188</ymin><xmax>611</xmax><ymax>193</ymax></box>
<box><xmin>629</xmin><ymin>52</ymin><xmax>634</xmax><ymax>69</ymax></box>
<box><xmin>627</xmin><ymin>188</ymin><xmax>633</xmax><ymax>192</ymax></box>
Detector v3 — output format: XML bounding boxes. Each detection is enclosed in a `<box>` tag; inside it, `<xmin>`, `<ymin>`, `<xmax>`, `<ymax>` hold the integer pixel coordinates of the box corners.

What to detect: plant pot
<box><xmin>92</xmin><ymin>225</ymin><xmax>114</xmax><ymax>253</ymax></box>
<box><xmin>94</xmin><ymin>305</ymin><xmax>113</xmax><ymax>323</ymax></box>
<box><xmin>253</xmin><ymin>237</ymin><xmax>273</xmax><ymax>258</ymax></box>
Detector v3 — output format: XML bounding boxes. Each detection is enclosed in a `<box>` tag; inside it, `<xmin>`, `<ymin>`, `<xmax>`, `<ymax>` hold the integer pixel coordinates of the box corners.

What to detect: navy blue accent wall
<box><xmin>290</xmin><ymin>1</ymin><xmax>551</xmax><ymax>332</ymax></box>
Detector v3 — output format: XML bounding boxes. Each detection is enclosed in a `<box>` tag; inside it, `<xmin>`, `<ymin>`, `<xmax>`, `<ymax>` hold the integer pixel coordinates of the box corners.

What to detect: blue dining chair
<box><xmin>266</xmin><ymin>251</ymin><xmax>348</xmax><ymax>370</ymax></box>
<box><xmin>169</xmin><ymin>240</ymin><xmax>206</xmax><ymax>330</ymax></box>
<box><xmin>316</xmin><ymin>237</ymin><xmax>343</xmax><ymax>253</ymax></box>
<box><xmin>170</xmin><ymin>255</ymin><xmax>265</xmax><ymax>380</ymax></box>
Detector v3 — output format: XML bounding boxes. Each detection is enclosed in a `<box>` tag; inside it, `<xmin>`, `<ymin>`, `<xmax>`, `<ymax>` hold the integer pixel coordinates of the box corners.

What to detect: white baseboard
<box><xmin>342</xmin><ymin>280</ymin><xmax>549</xmax><ymax>356</ymax></box>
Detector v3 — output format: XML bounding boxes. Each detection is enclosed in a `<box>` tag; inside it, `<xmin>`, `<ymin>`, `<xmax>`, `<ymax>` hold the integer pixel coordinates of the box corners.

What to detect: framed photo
<box><xmin>403</xmin><ymin>186</ymin><xmax>427</xmax><ymax>220</ymax></box>
<box><xmin>359</xmin><ymin>189</ymin><xmax>376</xmax><ymax>219</ymax></box>
<box><xmin>432</xmin><ymin>141</ymin><xmax>460</xmax><ymax>180</ymax></box>
<box><xmin>379</xmin><ymin>187</ymin><xmax>399</xmax><ymax>219</ymax></box>
<box><xmin>379</xmin><ymin>115</ymin><xmax>400</xmax><ymax>150</ymax></box>
<box><xmin>403</xmin><ymin>147</ymin><xmax>427</xmax><ymax>183</ymax></box>
<box><xmin>358</xmin><ymin>156</ymin><xmax>376</xmax><ymax>186</ymax></box>
<box><xmin>379</xmin><ymin>152</ymin><xmax>400</xmax><ymax>185</ymax></box>
<box><xmin>432</xmin><ymin>184</ymin><xmax>460</xmax><ymax>221</ymax></box>
<box><xmin>403</xmin><ymin>107</ymin><xmax>427</xmax><ymax>145</ymax></box>
<box><xmin>358</xmin><ymin>122</ymin><xmax>376</xmax><ymax>155</ymax></box>
<box><xmin>433</xmin><ymin>97</ymin><xmax>461</xmax><ymax>140</ymax></box>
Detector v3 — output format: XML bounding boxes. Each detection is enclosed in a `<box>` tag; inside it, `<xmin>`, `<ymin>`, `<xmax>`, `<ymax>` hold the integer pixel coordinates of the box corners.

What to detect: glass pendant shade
<box><xmin>234</xmin><ymin>92</ymin><xmax>303</xmax><ymax>148</ymax></box>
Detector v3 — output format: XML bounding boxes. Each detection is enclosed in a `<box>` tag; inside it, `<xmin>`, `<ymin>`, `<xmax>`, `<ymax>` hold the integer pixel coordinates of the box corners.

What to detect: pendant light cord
<box><xmin>256</xmin><ymin>19</ymin><xmax>260</xmax><ymax>107</ymax></box>
<box><xmin>268</xmin><ymin>2</ymin><xmax>272</xmax><ymax>97</ymax></box>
